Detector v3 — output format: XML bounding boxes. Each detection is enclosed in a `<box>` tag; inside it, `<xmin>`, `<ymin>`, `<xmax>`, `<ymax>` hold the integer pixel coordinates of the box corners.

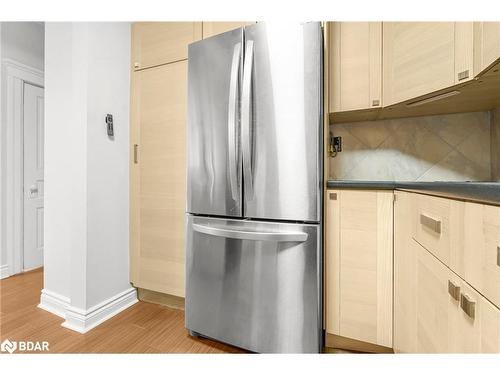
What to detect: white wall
<box><xmin>0</xmin><ymin>22</ymin><xmax>44</xmax><ymax>278</ymax></box>
<box><xmin>44</xmin><ymin>23</ymin><xmax>84</xmax><ymax>300</ymax></box>
<box><xmin>44</xmin><ymin>22</ymin><xmax>134</xmax><ymax>328</ymax></box>
<box><xmin>85</xmin><ymin>23</ymin><xmax>131</xmax><ymax>308</ymax></box>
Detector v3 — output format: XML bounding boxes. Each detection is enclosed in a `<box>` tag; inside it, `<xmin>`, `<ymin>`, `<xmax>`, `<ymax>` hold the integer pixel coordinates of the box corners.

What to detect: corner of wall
<box><xmin>491</xmin><ymin>108</ymin><xmax>500</xmax><ymax>182</ymax></box>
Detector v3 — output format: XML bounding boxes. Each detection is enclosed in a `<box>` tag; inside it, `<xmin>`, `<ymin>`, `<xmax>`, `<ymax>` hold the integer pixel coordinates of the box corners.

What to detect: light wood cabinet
<box><xmin>394</xmin><ymin>191</ymin><xmax>500</xmax><ymax>353</ymax></box>
<box><xmin>415</xmin><ymin>240</ymin><xmax>500</xmax><ymax>353</ymax></box>
<box><xmin>412</xmin><ymin>193</ymin><xmax>464</xmax><ymax>269</ymax></box>
<box><xmin>463</xmin><ymin>202</ymin><xmax>500</xmax><ymax>309</ymax></box>
<box><xmin>130</xmin><ymin>61</ymin><xmax>188</xmax><ymax>297</ymax></box>
<box><xmin>393</xmin><ymin>191</ymin><xmax>417</xmax><ymax>353</ymax></box>
<box><xmin>329</xmin><ymin>22</ymin><xmax>382</xmax><ymax>113</ymax></box>
<box><xmin>202</xmin><ymin>22</ymin><xmax>254</xmax><ymax>39</ymax></box>
<box><xmin>474</xmin><ymin>22</ymin><xmax>500</xmax><ymax>74</ymax></box>
<box><xmin>325</xmin><ymin>189</ymin><xmax>393</xmax><ymax>348</ymax></box>
<box><xmin>416</xmin><ymin>241</ymin><xmax>452</xmax><ymax>353</ymax></box>
<box><xmin>131</xmin><ymin>22</ymin><xmax>201</xmax><ymax>70</ymax></box>
<box><xmin>383</xmin><ymin>22</ymin><xmax>474</xmax><ymax>106</ymax></box>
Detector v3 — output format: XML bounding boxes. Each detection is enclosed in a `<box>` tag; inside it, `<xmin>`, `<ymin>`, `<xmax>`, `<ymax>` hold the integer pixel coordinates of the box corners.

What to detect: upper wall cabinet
<box><xmin>329</xmin><ymin>22</ymin><xmax>382</xmax><ymax>113</ymax></box>
<box><xmin>202</xmin><ymin>22</ymin><xmax>255</xmax><ymax>39</ymax></box>
<box><xmin>474</xmin><ymin>22</ymin><xmax>500</xmax><ymax>74</ymax></box>
<box><xmin>132</xmin><ymin>22</ymin><xmax>202</xmax><ymax>70</ymax></box>
<box><xmin>383</xmin><ymin>22</ymin><xmax>474</xmax><ymax>107</ymax></box>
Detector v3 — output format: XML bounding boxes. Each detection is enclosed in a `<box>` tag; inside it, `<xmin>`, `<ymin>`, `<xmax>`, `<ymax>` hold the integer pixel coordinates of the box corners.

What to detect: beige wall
<box><xmin>329</xmin><ymin>111</ymin><xmax>492</xmax><ymax>181</ymax></box>
<box><xmin>492</xmin><ymin>108</ymin><xmax>500</xmax><ymax>182</ymax></box>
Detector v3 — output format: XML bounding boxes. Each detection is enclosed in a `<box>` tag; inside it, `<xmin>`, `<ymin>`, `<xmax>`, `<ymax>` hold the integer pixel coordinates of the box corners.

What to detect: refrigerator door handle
<box><xmin>242</xmin><ymin>40</ymin><xmax>254</xmax><ymax>200</ymax></box>
<box><xmin>227</xmin><ymin>42</ymin><xmax>242</xmax><ymax>201</ymax></box>
<box><xmin>192</xmin><ymin>223</ymin><xmax>308</xmax><ymax>242</ymax></box>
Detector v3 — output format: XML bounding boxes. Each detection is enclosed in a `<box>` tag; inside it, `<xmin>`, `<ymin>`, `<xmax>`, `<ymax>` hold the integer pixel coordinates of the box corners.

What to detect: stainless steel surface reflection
<box><xmin>186</xmin><ymin>215</ymin><xmax>321</xmax><ymax>353</ymax></box>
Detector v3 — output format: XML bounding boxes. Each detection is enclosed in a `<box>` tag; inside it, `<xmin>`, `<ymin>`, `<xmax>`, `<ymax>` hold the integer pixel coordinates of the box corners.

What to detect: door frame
<box><xmin>2</xmin><ymin>58</ymin><xmax>44</xmax><ymax>277</ymax></box>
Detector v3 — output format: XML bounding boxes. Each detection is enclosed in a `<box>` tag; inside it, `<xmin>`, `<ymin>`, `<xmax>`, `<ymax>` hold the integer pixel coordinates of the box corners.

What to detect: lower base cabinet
<box><xmin>325</xmin><ymin>189</ymin><xmax>393</xmax><ymax>348</ymax></box>
<box><xmin>394</xmin><ymin>191</ymin><xmax>500</xmax><ymax>353</ymax></box>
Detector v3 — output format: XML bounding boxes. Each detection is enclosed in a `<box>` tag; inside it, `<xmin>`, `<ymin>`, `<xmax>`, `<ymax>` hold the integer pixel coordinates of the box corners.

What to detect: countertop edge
<box><xmin>326</xmin><ymin>180</ymin><xmax>500</xmax><ymax>206</ymax></box>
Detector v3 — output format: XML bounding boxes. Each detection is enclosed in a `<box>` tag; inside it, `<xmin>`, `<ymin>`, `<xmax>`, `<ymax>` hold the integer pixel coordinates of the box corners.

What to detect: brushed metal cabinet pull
<box><xmin>460</xmin><ymin>293</ymin><xmax>476</xmax><ymax>319</ymax></box>
<box><xmin>420</xmin><ymin>214</ymin><xmax>442</xmax><ymax>234</ymax></box>
<box><xmin>448</xmin><ymin>280</ymin><xmax>460</xmax><ymax>301</ymax></box>
<box><xmin>133</xmin><ymin>144</ymin><xmax>139</xmax><ymax>164</ymax></box>
<box><xmin>497</xmin><ymin>246</ymin><xmax>500</xmax><ymax>267</ymax></box>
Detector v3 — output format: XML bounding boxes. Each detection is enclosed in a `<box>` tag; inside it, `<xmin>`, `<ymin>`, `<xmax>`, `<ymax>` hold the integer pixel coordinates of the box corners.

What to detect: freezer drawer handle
<box><xmin>192</xmin><ymin>223</ymin><xmax>308</xmax><ymax>242</ymax></box>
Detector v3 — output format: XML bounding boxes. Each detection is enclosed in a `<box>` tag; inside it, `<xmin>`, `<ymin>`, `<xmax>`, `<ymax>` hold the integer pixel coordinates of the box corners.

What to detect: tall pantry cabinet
<box><xmin>130</xmin><ymin>22</ymin><xmax>252</xmax><ymax>300</ymax></box>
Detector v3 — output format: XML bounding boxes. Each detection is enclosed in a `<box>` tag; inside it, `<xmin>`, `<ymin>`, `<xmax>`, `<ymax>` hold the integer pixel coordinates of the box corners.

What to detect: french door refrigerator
<box><xmin>186</xmin><ymin>22</ymin><xmax>323</xmax><ymax>353</ymax></box>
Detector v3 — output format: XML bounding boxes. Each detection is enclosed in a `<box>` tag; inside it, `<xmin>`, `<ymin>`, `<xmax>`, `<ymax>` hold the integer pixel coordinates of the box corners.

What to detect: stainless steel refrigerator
<box><xmin>185</xmin><ymin>22</ymin><xmax>323</xmax><ymax>353</ymax></box>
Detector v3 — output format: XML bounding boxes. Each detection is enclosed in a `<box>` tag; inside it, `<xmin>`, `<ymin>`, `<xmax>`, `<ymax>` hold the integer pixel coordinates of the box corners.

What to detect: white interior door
<box><xmin>23</xmin><ymin>83</ymin><xmax>44</xmax><ymax>271</ymax></box>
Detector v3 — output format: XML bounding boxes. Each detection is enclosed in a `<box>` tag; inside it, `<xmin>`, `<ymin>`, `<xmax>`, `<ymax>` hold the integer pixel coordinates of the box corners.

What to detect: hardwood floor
<box><xmin>0</xmin><ymin>268</ymin><xmax>245</xmax><ymax>353</ymax></box>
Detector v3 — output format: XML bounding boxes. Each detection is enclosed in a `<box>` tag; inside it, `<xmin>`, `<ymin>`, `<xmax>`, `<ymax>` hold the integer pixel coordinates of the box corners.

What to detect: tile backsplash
<box><xmin>492</xmin><ymin>108</ymin><xmax>500</xmax><ymax>182</ymax></box>
<box><xmin>329</xmin><ymin>111</ymin><xmax>493</xmax><ymax>182</ymax></box>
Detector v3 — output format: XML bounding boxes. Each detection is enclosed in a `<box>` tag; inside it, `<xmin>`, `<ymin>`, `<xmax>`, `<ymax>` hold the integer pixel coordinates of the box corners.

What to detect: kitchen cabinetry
<box><xmin>325</xmin><ymin>189</ymin><xmax>393</xmax><ymax>348</ymax></box>
<box><xmin>383</xmin><ymin>22</ymin><xmax>474</xmax><ymax>106</ymax></box>
<box><xmin>130</xmin><ymin>61</ymin><xmax>187</xmax><ymax>297</ymax></box>
<box><xmin>393</xmin><ymin>190</ymin><xmax>500</xmax><ymax>353</ymax></box>
<box><xmin>474</xmin><ymin>22</ymin><xmax>500</xmax><ymax>74</ymax></box>
<box><xmin>328</xmin><ymin>22</ymin><xmax>500</xmax><ymax>123</ymax></box>
<box><xmin>462</xmin><ymin>202</ymin><xmax>500</xmax><ymax>309</ymax></box>
<box><xmin>202</xmin><ymin>22</ymin><xmax>254</xmax><ymax>38</ymax></box>
<box><xmin>329</xmin><ymin>22</ymin><xmax>382</xmax><ymax>112</ymax></box>
<box><xmin>393</xmin><ymin>191</ymin><xmax>417</xmax><ymax>353</ymax></box>
<box><xmin>131</xmin><ymin>22</ymin><xmax>201</xmax><ymax>70</ymax></box>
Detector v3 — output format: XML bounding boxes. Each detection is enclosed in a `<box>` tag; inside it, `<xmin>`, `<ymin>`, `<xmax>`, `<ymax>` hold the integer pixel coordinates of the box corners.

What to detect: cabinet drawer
<box><xmin>412</xmin><ymin>194</ymin><xmax>464</xmax><ymax>267</ymax></box>
<box><xmin>463</xmin><ymin>202</ymin><xmax>500</xmax><ymax>309</ymax></box>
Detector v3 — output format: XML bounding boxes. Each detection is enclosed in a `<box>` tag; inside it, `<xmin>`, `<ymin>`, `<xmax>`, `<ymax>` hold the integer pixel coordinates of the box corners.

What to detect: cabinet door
<box><xmin>416</xmin><ymin>242</ymin><xmax>452</xmax><ymax>353</ymax></box>
<box><xmin>130</xmin><ymin>61</ymin><xmax>187</xmax><ymax>297</ymax></box>
<box><xmin>132</xmin><ymin>22</ymin><xmax>202</xmax><ymax>70</ymax></box>
<box><xmin>202</xmin><ymin>22</ymin><xmax>254</xmax><ymax>39</ymax></box>
<box><xmin>329</xmin><ymin>22</ymin><xmax>382</xmax><ymax>112</ymax></box>
<box><xmin>383</xmin><ymin>22</ymin><xmax>456</xmax><ymax>106</ymax></box>
<box><xmin>326</xmin><ymin>190</ymin><xmax>393</xmax><ymax>347</ymax></box>
<box><xmin>394</xmin><ymin>192</ymin><xmax>417</xmax><ymax>353</ymax></box>
<box><xmin>480</xmin><ymin>295</ymin><xmax>500</xmax><ymax>352</ymax></box>
<box><xmin>474</xmin><ymin>22</ymin><xmax>500</xmax><ymax>74</ymax></box>
<box><xmin>463</xmin><ymin>202</ymin><xmax>500</xmax><ymax>309</ymax></box>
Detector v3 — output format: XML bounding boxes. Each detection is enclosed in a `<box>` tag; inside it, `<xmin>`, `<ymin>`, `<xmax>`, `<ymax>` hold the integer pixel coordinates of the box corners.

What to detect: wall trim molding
<box><xmin>61</xmin><ymin>288</ymin><xmax>138</xmax><ymax>334</ymax></box>
<box><xmin>2</xmin><ymin>58</ymin><xmax>44</xmax><ymax>276</ymax></box>
<box><xmin>0</xmin><ymin>264</ymin><xmax>9</xmax><ymax>279</ymax></box>
<box><xmin>38</xmin><ymin>288</ymin><xmax>70</xmax><ymax>318</ymax></box>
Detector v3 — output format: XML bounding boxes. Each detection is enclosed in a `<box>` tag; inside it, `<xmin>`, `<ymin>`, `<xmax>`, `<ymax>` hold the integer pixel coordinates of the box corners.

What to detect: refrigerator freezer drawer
<box><xmin>185</xmin><ymin>215</ymin><xmax>321</xmax><ymax>353</ymax></box>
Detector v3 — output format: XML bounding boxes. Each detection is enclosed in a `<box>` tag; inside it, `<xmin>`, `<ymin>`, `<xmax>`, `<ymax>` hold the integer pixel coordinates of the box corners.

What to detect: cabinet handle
<box><xmin>329</xmin><ymin>192</ymin><xmax>337</xmax><ymax>200</ymax></box>
<box><xmin>448</xmin><ymin>280</ymin><xmax>460</xmax><ymax>301</ymax></box>
<box><xmin>420</xmin><ymin>214</ymin><xmax>441</xmax><ymax>234</ymax></box>
<box><xmin>457</xmin><ymin>70</ymin><xmax>469</xmax><ymax>81</ymax></box>
<box><xmin>460</xmin><ymin>293</ymin><xmax>476</xmax><ymax>319</ymax></box>
<box><xmin>497</xmin><ymin>246</ymin><xmax>500</xmax><ymax>267</ymax></box>
<box><xmin>133</xmin><ymin>144</ymin><xmax>139</xmax><ymax>164</ymax></box>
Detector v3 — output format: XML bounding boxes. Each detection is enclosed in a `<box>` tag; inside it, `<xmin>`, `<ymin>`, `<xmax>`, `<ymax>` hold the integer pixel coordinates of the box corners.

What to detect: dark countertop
<box><xmin>326</xmin><ymin>180</ymin><xmax>500</xmax><ymax>206</ymax></box>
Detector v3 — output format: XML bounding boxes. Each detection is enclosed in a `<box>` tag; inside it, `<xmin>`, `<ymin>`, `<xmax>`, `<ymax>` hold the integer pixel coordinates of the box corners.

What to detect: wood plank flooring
<box><xmin>0</xmin><ymin>268</ymin><xmax>245</xmax><ymax>353</ymax></box>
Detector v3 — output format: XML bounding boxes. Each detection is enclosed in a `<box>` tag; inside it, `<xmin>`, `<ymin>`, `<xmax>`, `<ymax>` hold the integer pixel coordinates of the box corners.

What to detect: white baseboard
<box><xmin>0</xmin><ymin>264</ymin><xmax>9</xmax><ymax>279</ymax></box>
<box><xmin>62</xmin><ymin>287</ymin><xmax>138</xmax><ymax>334</ymax></box>
<box><xmin>38</xmin><ymin>289</ymin><xmax>70</xmax><ymax>318</ymax></box>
